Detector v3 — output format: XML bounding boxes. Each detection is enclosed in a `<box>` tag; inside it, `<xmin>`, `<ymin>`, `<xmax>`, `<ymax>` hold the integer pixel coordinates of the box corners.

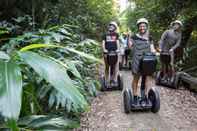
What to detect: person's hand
<box><xmin>157</xmin><ymin>47</ymin><xmax>161</xmax><ymax>53</ymax></box>
<box><xmin>155</xmin><ymin>52</ymin><xmax>160</xmax><ymax>56</ymax></box>
<box><xmin>115</xmin><ymin>50</ymin><xmax>120</xmax><ymax>53</ymax></box>
<box><xmin>169</xmin><ymin>48</ymin><xmax>174</xmax><ymax>53</ymax></box>
<box><xmin>103</xmin><ymin>49</ymin><xmax>108</xmax><ymax>53</ymax></box>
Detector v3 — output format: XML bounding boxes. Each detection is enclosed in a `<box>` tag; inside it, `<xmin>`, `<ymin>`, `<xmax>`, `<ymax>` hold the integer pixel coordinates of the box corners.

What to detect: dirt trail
<box><xmin>75</xmin><ymin>71</ymin><xmax>197</xmax><ymax>131</ymax></box>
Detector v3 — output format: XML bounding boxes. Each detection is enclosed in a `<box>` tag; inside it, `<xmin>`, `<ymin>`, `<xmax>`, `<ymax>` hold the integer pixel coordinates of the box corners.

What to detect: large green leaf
<box><xmin>19</xmin><ymin>44</ymin><xmax>59</xmax><ymax>52</ymax></box>
<box><xmin>18</xmin><ymin>115</ymin><xmax>79</xmax><ymax>130</ymax></box>
<box><xmin>44</xmin><ymin>56</ymin><xmax>81</xmax><ymax>79</ymax></box>
<box><xmin>0</xmin><ymin>28</ymin><xmax>9</xmax><ymax>36</ymax></box>
<box><xmin>51</xmin><ymin>32</ymin><xmax>65</xmax><ymax>43</ymax></box>
<box><xmin>0</xmin><ymin>60</ymin><xmax>22</xmax><ymax>120</ymax></box>
<box><xmin>65</xmin><ymin>60</ymin><xmax>81</xmax><ymax>79</ymax></box>
<box><xmin>6</xmin><ymin>119</ymin><xmax>20</xmax><ymax>131</ymax></box>
<box><xmin>18</xmin><ymin>51</ymin><xmax>88</xmax><ymax>110</ymax></box>
<box><xmin>48</xmin><ymin>90</ymin><xmax>68</xmax><ymax>110</ymax></box>
<box><xmin>65</xmin><ymin>47</ymin><xmax>103</xmax><ymax>63</ymax></box>
<box><xmin>19</xmin><ymin>44</ymin><xmax>103</xmax><ymax>63</ymax></box>
<box><xmin>0</xmin><ymin>51</ymin><xmax>10</xmax><ymax>60</ymax></box>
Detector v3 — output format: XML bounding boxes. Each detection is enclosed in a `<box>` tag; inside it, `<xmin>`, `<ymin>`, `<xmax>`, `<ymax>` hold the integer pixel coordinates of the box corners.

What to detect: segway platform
<box><xmin>101</xmin><ymin>51</ymin><xmax>123</xmax><ymax>91</ymax></box>
<box><xmin>156</xmin><ymin>71</ymin><xmax>182</xmax><ymax>88</ymax></box>
<box><xmin>123</xmin><ymin>87</ymin><xmax>160</xmax><ymax>113</ymax></box>
<box><xmin>130</xmin><ymin>98</ymin><xmax>153</xmax><ymax>110</ymax></box>
<box><xmin>123</xmin><ymin>52</ymin><xmax>160</xmax><ymax>113</ymax></box>
<box><xmin>155</xmin><ymin>52</ymin><xmax>182</xmax><ymax>88</ymax></box>
<box><xmin>119</xmin><ymin>61</ymin><xmax>132</xmax><ymax>70</ymax></box>
<box><xmin>101</xmin><ymin>74</ymin><xmax>123</xmax><ymax>91</ymax></box>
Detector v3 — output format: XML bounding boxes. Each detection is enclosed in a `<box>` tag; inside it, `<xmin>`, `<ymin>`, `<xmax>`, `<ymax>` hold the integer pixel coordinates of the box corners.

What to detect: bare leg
<box><xmin>120</xmin><ymin>47</ymin><xmax>125</xmax><ymax>65</ymax></box>
<box><xmin>170</xmin><ymin>51</ymin><xmax>175</xmax><ymax>74</ymax></box>
<box><xmin>132</xmin><ymin>74</ymin><xmax>140</xmax><ymax>105</ymax></box>
<box><xmin>145</xmin><ymin>76</ymin><xmax>153</xmax><ymax>97</ymax></box>
<box><xmin>132</xmin><ymin>74</ymin><xmax>140</xmax><ymax>96</ymax></box>
<box><xmin>121</xmin><ymin>55</ymin><xmax>125</xmax><ymax>65</ymax></box>
<box><xmin>125</xmin><ymin>55</ymin><xmax>128</xmax><ymax>65</ymax></box>
<box><xmin>104</xmin><ymin>55</ymin><xmax>109</xmax><ymax>81</ymax></box>
<box><xmin>113</xmin><ymin>57</ymin><xmax>119</xmax><ymax>82</ymax></box>
<box><xmin>164</xmin><ymin>63</ymin><xmax>168</xmax><ymax>79</ymax></box>
<box><xmin>161</xmin><ymin>62</ymin><xmax>166</xmax><ymax>77</ymax></box>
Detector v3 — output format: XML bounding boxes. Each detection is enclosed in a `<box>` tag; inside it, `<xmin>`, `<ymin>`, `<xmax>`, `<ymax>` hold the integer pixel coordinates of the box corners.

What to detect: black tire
<box><xmin>148</xmin><ymin>88</ymin><xmax>160</xmax><ymax>113</ymax></box>
<box><xmin>118</xmin><ymin>74</ymin><xmax>123</xmax><ymax>90</ymax></box>
<box><xmin>100</xmin><ymin>76</ymin><xmax>106</xmax><ymax>91</ymax></box>
<box><xmin>155</xmin><ymin>71</ymin><xmax>161</xmax><ymax>85</ymax></box>
<box><xmin>123</xmin><ymin>89</ymin><xmax>131</xmax><ymax>114</ymax></box>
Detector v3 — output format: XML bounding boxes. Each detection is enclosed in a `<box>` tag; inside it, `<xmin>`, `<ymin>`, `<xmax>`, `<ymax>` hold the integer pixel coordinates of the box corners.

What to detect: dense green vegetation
<box><xmin>0</xmin><ymin>0</ymin><xmax>116</xmax><ymax>39</ymax></box>
<box><xmin>0</xmin><ymin>0</ymin><xmax>197</xmax><ymax>130</ymax></box>
<box><xmin>0</xmin><ymin>23</ymin><xmax>102</xmax><ymax>130</ymax></box>
<box><xmin>0</xmin><ymin>0</ymin><xmax>116</xmax><ymax>130</ymax></box>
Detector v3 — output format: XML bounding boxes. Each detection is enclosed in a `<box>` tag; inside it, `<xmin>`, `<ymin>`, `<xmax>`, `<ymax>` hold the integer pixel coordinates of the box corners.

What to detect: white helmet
<box><xmin>109</xmin><ymin>21</ymin><xmax>118</xmax><ymax>29</ymax></box>
<box><xmin>136</xmin><ymin>18</ymin><xmax>149</xmax><ymax>26</ymax></box>
<box><xmin>171</xmin><ymin>20</ymin><xmax>183</xmax><ymax>26</ymax></box>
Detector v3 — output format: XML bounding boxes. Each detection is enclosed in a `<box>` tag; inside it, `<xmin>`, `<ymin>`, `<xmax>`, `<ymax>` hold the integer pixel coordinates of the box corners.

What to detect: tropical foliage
<box><xmin>0</xmin><ymin>0</ymin><xmax>117</xmax><ymax>39</ymax></box>
<box><xmin>0</xmin><ymin>21</ymin><xmax>104</xmax><ymax>130</ymax></box>
<box><xmin>124</xmin><ymin>0</ymin><xmax>197</xmax><ymax>74</ymax></box>
<box><xmin>1</xmin><ymin>0</ymin><xmax>197</xmax><ymax>130</ymax></box>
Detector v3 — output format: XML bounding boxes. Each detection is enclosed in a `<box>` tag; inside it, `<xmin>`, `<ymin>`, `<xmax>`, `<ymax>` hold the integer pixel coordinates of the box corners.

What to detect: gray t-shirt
<box><xmin>130</xmin><ymin>34</ymin><xmax>152</xmax><ymax>74</ymax></box>
<box><xmin>159</xmin><ymin>29</ymin><xmax>182</xmax><ymax>52</ymax></box>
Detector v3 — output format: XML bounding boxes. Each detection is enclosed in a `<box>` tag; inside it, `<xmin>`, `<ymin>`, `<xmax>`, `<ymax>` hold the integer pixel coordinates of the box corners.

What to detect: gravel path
<box><xmin>75</xmin><ymin>71</ymin><xmax>197</xmax><ymax>131</ymax></box>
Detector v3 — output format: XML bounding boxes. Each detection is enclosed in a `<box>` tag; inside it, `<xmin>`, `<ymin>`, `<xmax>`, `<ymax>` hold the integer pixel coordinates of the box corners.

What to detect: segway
<box><xmin>119</xmin><ymin>48</ymin><xmax>132</xmax><ymax>70</ymax></box>
<box><xmin>101</xmin><ymin>51</ymin><xmax>123</xmax><ymax>91</ymax></box>
<box><xmin>155</xmin><ymin>52</ymin><xmax>180</xmax><ymax>88</ymax></box>
<box><xmin>123</xmin><ymin>52</ymin><xmax>160</xmax><ymax>113</ymax></box>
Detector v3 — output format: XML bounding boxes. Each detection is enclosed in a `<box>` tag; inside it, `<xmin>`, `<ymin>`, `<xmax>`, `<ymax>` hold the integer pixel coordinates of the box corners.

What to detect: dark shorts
<box><xmin>124</xmin><ymin>48</ymin><xmax>131</xmax><ymax>56</ymax></box>
<box><xmin>103</xmin><ymin>53</ymin><xmax>118</xmax><ymax>66</ymax></box>
<box><xmin>160</xmin><ymin>52</ymin><xmax>171</xmax><ymax>65</ymax></box>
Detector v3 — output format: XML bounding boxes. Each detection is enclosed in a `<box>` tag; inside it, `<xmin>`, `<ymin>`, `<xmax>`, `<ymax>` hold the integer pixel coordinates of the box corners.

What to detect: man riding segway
<box><xmin>156</xmin><ymin>20</ymin><xmax>183</xmax><ymax>88</ymax></box>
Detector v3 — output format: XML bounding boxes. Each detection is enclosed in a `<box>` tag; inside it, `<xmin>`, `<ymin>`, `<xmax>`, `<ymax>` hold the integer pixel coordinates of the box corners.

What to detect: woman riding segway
<box><xmin>131</xmin><ymin>18</ymin><xmax>157</xmax><ymax>105</ymax></box>
<box><xmin>101</xmin><ymin>21</ymin><xmax>123</xmax><ymax>90</ymax></box>
<box><xmin>123</xmin><ymin>18</ymin><xmax>160</xmax><ymax>113</ymax></box>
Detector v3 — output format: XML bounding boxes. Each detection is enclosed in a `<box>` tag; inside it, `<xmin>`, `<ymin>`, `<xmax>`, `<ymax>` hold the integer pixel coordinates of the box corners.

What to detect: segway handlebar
<box><xmin>104</xmin><ymin>50</ymin><xmax>120</xmax><ymax>56</ymax></box>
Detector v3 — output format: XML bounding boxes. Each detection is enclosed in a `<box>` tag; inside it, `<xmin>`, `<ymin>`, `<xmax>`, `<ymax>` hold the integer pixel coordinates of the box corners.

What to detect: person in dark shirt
<box><xmin>102</xmin><ymin>21</ymin><xmax>120</xmax><ymax>84</ymax></box>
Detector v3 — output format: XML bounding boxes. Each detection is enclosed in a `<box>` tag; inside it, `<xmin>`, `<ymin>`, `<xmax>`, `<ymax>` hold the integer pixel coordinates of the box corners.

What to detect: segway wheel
<box><xmin>123</xmin><ymin>89</ymin><xmax>131</xmax><ymax>114</ymax></box>
<box><xmin>148</xmin><ymin>88</ymin><xmax>160</xmax><ymax>113</ymax></box>
<box><xmin>155</xmin><ymin>71</ymin><xmax>161</xmax><ymax>85</ymax></box>
<box><xmin>118</xmin><ymin>74</ymin><xmax>123</xmax><ymax>90</ymax></box>
<box><xmin>100</xmin><ymin>76</ymin><xmax>106</xmax><ymax>91</ymax></box>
